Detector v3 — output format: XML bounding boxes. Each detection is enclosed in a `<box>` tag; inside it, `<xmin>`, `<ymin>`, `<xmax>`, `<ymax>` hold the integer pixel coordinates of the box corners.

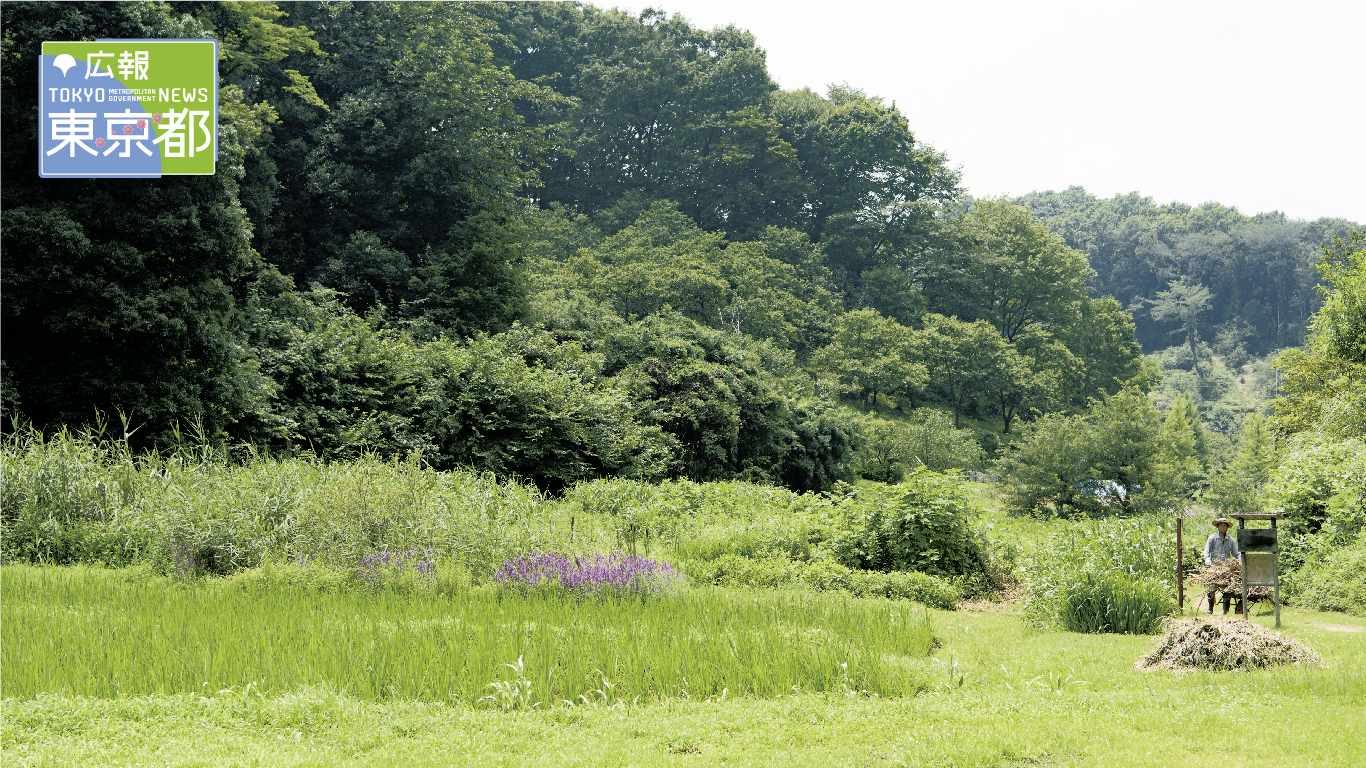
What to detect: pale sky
<box><xmin>616</xmin><ymin>1</ymin><xmax>1366</xmax><ymax>223</ymax></box>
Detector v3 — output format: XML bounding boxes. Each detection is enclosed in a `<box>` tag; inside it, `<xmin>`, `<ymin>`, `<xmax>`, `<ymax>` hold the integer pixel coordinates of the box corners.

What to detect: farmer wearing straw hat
<box><xmin>1203</xmin><ymin>518</ymin><xmax>1240</xmax><ymax>614</ymax></box>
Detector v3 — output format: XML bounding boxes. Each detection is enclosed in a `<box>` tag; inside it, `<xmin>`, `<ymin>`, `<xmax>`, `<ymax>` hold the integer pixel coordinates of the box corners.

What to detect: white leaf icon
<box><xmin>53</xmin><ymin>53</ymin><xmax>77</xmax><ymax>76</ymax></box>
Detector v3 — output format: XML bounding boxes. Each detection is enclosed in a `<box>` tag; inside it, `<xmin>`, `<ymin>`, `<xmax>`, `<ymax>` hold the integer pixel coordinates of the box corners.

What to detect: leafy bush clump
<box><xmin>1267</xmin><ymin>436</ymin><xmax>1366</xmax><ymax>564</ymax></box>
<box><xmin>494</xmin><ymin>552</ymin><xmax>682</xmax><ymax>598</ymax></box>
<box><xmin>1265</xmin><ymin>435</ymin><xmax>1365</xmax><ymax>614</ymax></box>
<box><xmin>1285</xmin><ymin>531</ymin><xmax>1366</xmax><ymax>615</ymax></box>
<box><xmin>828</xmin><ymin>469</ymin><xmax>990</xmax><ymax>582</ymax></box>
<box><xmin>854</xmin><ymin>409</ymin><xmax>984</xmax><ymax>482</ymax></box>
<box><xmin>1058</xmin><ymin>572</ymin><xmax>1172</xmax><ymax>634</ymax></box>
<box><xmin>812</xmin><ymin>563</ymin><xmax>961</xmax><ymax>610</ymax></box>
<box><xmin>215</xmin><ymin>561</ymin><xmax>352</xmax><ymax>594</ymax></box>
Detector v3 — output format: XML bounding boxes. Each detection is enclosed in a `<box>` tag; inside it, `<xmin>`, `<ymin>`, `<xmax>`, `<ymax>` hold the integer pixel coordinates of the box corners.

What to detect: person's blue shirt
<box><xmin>1204</xmin><ymin>530</ymin><xmax>1239</xmax><ymax>565</ymax></box>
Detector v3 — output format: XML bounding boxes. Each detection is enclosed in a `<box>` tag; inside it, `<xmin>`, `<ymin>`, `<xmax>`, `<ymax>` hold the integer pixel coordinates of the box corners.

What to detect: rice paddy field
<box><xmin>0</xmin><ymin>565</ymin><xmax>934</xmax><ymax>703</ymax></box>
<box><xmin>3</xmin><ymin>566</ymin><xmax>1365</xmax><ymax>767</ymax></box>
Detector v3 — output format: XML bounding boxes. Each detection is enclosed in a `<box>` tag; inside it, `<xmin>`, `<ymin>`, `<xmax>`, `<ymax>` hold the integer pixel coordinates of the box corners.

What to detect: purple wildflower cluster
<box><xmin>354</xmin><ymin>547</ymin><xmax>436</xmax><ymax>588</ymax></box>
<box><xmin>169</xmin><ymin>542</ymin><xmax>198</xmax><ymax>576</ymax></box>
<box><xmin>494</xmin><ymin>552</ymin><xmax>682</xmax><ymax>598</ymax></box>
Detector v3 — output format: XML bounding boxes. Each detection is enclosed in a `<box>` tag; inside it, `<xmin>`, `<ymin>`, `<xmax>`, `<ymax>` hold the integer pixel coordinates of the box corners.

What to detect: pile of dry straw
<box><xmin>1136</xmin><ymin>618</ymin><xmax>1322</xmax><ymax>672</ymax></box>
<box><xmin>1190</xmin><ymin>558</ymin><xmax>1275</xmax><ymax>602</ymax></box>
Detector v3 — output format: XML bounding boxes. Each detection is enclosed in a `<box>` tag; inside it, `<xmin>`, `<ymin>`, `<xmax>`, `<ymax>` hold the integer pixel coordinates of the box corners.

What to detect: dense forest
<box><xmin>2</xmin><ymin>1</ymin><xmax>1362</xmax><ymax>512</ymax></box>
<box><xmin>1017</xmin><ymin>188</ymin><xmax>1356</xmax><ymax>358</ymax></box>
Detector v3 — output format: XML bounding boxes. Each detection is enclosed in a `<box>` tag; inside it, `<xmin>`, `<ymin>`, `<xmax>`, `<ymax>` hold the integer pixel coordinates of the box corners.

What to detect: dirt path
<box><xmin>1311</xmin><ymin>623</ymin><xmax>1363</xmax><ymax>633</ymax></box>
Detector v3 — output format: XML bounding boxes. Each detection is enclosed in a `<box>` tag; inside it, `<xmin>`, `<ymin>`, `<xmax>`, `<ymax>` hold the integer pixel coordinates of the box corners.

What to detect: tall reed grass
<box><xmin>2</xmin><ymin>429</ymin><xmax>983</xmax><ymax>608</ymax></box>
<box><xmin>1</xmin><ymin>565</ymin><xmax>935</xmax><ymax>703</ymax></box>
<box><xmin>1</xmin><ymin>427</ymin><xmax>558</xmax><ymax>576</ymax></box>
<box><xmin>1057</xmin><ymin>572</ymin><xmax>1171</xmax><ymax>634</ymax></box>
<box><xmin>1021</xmin><ymin>516</ymin><xmax>1176</xmax><ymax>632</ymax></box>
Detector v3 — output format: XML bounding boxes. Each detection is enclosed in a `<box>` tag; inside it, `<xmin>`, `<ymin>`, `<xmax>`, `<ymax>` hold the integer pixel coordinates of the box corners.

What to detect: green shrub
<box><xmin>827</xmin><ymin>469</ymin><xmax>989</xmax><ymax>582</ymax></box>
<box><xmin>854</xmin><ymin>409</ymin><xmax>984</xmax><ymax>481</ymax></box>
<box><xmin>1286</xmin><ymin>531</ymin><xmax>1366</xmax><ymax>615</ymax></box>
<box><xmin>216</xmin><ymin>561</ymin><xmax>353</xmax><ymax>594</ymax></box>
<box><xmin>996</xmin><ymin>387</ymin><xmax>1174</xmax><ymax>518</ymax></box>
<box><xmin>680</xmin><ymin>554</ymin><xmax>800</xmax><ymax>590</ymax></box>
<box><xmin>845</xmin><ymin>569</ymin><xmax>960</xmax><ymax>610</ymax></box>
<box><xmin>1057</xmin><ymin>572</ymin><xmax>1172</xmax><ymax>634</ymax></box>
<box><xmin>1269</xmin><ymin>437</ymin><xmax>1366</xmax><ymax>533</ymax></box>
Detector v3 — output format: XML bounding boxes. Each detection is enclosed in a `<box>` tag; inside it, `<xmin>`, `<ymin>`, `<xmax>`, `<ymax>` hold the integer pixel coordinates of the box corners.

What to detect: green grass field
<box><xmin>1</xmin><ymin>566</ymin><xmax>934</xmax><ymax>704</ymax></box>
<box><xmin>4</xmin><ymin>567</ymin><xmax>1363</xmax><ymax>767</ymax></box>
<box><xmin>4</xmin><ymin>435</ymin><xmax>1363</xmax><ymax>766</ymax></box>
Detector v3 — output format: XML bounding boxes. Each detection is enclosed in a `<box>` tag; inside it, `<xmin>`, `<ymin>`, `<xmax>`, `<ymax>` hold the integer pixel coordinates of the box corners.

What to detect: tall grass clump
<box><xmin>558</xmin><ymin>478</ymin><xmax>832</xmax><ymax>562</ymax></box>
<box><xmin>1</xmin><ymin>565</ymin><xmax>935</xmax><ymax>703</ymax></box>
<box><xmin>1057</xmin><ymin>572</ymin><xmax>1172</xmax><ymax>634</ymax></box>
<box><xmin>0</xmin><ymin>425</ymin><xmax>149</xmax><ymax>566</ymax></box>
<box><xmin>1</xmin><ymin>425</ymin><xmax>551</xmax><ymax>579</ymax></box>
<box><xmin>3</xmin><ymin>428</ymin><xmax>997</xmax><ymax>606</ymax></box>
<box><xmin>1022</xmin><ymin>516</ymin><xmax>1175</xmax><ymax>633</ymax></box>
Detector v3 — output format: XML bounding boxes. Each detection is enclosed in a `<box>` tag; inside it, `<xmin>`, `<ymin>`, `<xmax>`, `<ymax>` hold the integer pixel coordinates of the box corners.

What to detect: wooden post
<box><xmin>1273</xmin><ymin>517</ymin><xmax>1281</xmax><ymax>628</ymax></box>
<box><xmin>1176</xmin><ymin>516</ymin><xmax>1184</xmax><ymax>609</ymax></box>
<box><xmin>1239</xmin><ymin>516</ymin><xmax>1248</xmax><ymax>620</ymax></box>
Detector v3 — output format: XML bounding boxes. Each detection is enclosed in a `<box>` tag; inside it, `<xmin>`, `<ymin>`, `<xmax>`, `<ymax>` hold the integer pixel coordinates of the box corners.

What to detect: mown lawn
<box><xmin>3</xmin><ymin>573</ymin><xmax>1362</xmax><ymax>768</ymax></box>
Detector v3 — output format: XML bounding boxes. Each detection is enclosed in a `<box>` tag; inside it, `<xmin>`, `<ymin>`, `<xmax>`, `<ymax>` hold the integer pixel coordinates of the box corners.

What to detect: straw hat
<box><xmin>1213</xmin><ymin>517</ymin><xmax>1231</xmax><ymax>527</ymax></box>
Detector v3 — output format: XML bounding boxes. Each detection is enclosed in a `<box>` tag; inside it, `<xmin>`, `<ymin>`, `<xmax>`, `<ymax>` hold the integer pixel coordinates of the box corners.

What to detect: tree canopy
<box><xmin>2</xmin><ymin>1</ymin><xmax>1359</xmax><ymax>500</ymax></box>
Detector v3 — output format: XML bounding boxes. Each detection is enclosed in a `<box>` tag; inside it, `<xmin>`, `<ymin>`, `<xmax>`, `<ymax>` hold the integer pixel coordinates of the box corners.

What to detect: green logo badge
<box><xmin>39</xmin><ymin>39</ymin><xmax>219</xmax><ymax>177</ymax></box>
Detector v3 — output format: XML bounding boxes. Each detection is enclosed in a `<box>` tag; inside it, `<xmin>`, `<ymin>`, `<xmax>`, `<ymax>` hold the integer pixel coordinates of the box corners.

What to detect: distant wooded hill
<box><xmin>1016</xmin><ymin>188</ymin><xmax>1357</xmax><ymax>355</ymax></box>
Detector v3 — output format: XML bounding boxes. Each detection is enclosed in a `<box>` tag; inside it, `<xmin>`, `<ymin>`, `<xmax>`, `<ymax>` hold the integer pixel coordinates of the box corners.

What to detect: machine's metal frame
<box><xmin>1232</xmin><ymin>512</ymin><xmax>1284</xmax><ymax>627</ymax></box>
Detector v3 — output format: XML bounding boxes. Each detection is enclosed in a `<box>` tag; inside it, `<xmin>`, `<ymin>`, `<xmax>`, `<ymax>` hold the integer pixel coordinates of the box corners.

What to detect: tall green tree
<box><xmin>600</xmin><ymin>312</ymin><xmax>854</xmax><ymax>489</ymax></box>
<box><xmin>1087</xmin><ymin>388</ymin><xmax>1166</xmax><ymax>510</ymax></box>
<box><xmin>246</xmin><ymin>2</ymin><xmax>562</xmax><ymax>335</ymax></box>
<box><xmin>489</xmin><ymin>5</ymin><xmax>964</xmax><ymax>263</ymax></box>
<box><xmin>996</xmin><ymin>411</ymin><xmax>1096</xmax><ymax>516</ymax></box>
<box><xmin>1058</xmin><ymin>296</ymin><xmax>1147</xmax><ymax>405</ymax></box>
<box><xmin>486</xmin><ymin>3</ymin><xmax>781</xmax><ymax>229</ymax></box>
<box><xmin>935</xmin><ymin>199</ymin><xmax>1095</xmax><ymax>344</ymax></box>
<box><xmin>1204</xmin><ymin>413</ymin><xmax>1279</xmax><ymax>515</ymax></box>
<box><xmin>915</xmin><ymin>314</ymin><xmax>1020</xmax><ymax>429</ymax></box>
<box><xmin>1273</xmin><ymin>231</ymin><xmax>1366</xmax><ymax>440</ymax></box>
<box><xmin>981</xmin><ymin>328</ymin><xmax>1079</xmax><ymax>433</ymax></box>
<box><xmin>1148</xmin><ymin>278</ymin><xmax>1213</xmax><ymax>381</ymax></box>
<box><xmin>773</xmin><ymin>86</ymin><xmax>962</xmax><ymax>302</ymax></box>
<box><xmin>811</xmin><ymin>310</ymin><xmax>926</xmax><ymax>407</ymax></box>
<box><xmin>1</xmin><ymin>2</ymin><xmax>272</xmax><ymax>442</ymax></box>
<box><xmin>1154</xmin><ymin>394</ymin><xmax>1207</xmax><ymax>495</ymax></box>
<box><xmin>771</xmin><ymin>85</ymin><xmax>960</xmax><ymax>241</ymax></box>
<box><xmin>539</xmin><ymin>201</ymin><xmax>835</xmax><ymax>351</ymax></box>
<box><xmin>997</xmin><ymin>387</ymin><xmax>1165</xmax><ymax>517</ymax></box>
